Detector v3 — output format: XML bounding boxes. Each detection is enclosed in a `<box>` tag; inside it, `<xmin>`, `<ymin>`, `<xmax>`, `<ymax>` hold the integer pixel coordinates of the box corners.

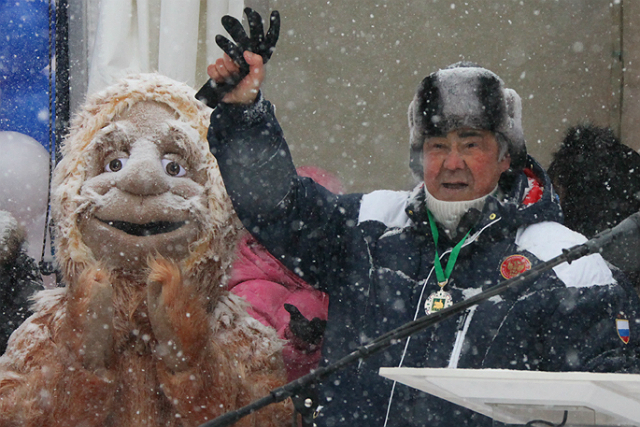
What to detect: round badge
<box><xmin>500</xmin><ymin>254</ymin><xmax>532</xmax><ymax>279</ymax></box>
<box><xmin>424</xmin><ymin>290</ymin><xmax>453</xmax><ymax>315</ymax></box>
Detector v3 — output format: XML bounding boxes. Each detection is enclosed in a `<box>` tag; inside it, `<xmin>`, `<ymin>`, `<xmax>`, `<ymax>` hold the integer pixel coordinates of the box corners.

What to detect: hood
<box><xmin>228</xmin><ymin>234</ymin><xmax>311</xmax><ymax>291</ymax></box>
<box><xmin>51</xmin><ymin>73</ymin><xmax>241</xmax><ymax>292</ymax></box>
<box><xmin>494</xmin><ymin>155</ymin><xmax>564</xmax><ymax>229</ymax></box>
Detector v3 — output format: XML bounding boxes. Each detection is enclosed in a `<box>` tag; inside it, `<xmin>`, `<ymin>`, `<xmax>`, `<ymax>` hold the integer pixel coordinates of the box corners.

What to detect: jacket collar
<box><xmin>406</xmin><ymin>155</ymin><xmax>563</xmax><ymax>244</ymax></box>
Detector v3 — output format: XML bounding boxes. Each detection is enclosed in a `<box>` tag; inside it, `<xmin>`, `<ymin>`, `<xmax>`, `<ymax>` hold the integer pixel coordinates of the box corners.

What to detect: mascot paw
<box><xmin>67</xmin><ymin>266</ymin><xmax>115</xmax><ymax>374</ymax></box>
<box><xmin>147</xmin><ymin>257</ymin><xmax>210</xmax><ymax>373</ymax></box>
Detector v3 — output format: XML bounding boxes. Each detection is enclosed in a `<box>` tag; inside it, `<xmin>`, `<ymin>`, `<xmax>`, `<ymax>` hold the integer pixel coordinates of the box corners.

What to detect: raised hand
<box><xmin>196</xmin><ymin>7</ymin><xmax>280</xmax><ymax>108</ymax></box>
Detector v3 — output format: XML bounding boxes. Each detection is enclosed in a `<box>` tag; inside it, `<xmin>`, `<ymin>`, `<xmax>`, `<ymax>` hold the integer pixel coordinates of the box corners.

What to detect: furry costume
<box><xmin>0</xmin><ymin>74</ymin><xmax>291</xmax><ymax>427</ymax></box>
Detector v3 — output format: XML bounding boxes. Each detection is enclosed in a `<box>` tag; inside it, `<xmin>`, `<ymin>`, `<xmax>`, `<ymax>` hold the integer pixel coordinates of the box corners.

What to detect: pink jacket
<box><xmin>228</xmin><ymin>166</ymin><xmax>342</xmax><ymax>381</ymax></box>
<box><xmin>228</xmin><ymin>234</ymin><xmax>328</xmax><ymax>381</ymax></box>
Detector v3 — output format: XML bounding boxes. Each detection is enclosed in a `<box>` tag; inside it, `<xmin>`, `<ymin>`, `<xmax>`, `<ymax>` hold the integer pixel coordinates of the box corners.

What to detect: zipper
<box><xmin>447</xmin><ymin>305</ymin><xmax>477</xmax><ymax>368</ymax></box>
<box><xmin>383</xmin><ymin>216</ymin><xmax>501</xmax><ymax>424</ymax></box>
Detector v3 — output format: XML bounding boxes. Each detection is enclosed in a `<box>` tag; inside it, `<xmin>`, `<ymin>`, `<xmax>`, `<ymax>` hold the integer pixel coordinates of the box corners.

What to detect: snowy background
<box><xmin>3</xmin><ymin>0</ymin><xmax>640</xmax><ymax>259</ymax></box>
<box><xmin>264</xmin><ymin>0</ymin><xmax>636</xmax><ymax>192</ymax></box>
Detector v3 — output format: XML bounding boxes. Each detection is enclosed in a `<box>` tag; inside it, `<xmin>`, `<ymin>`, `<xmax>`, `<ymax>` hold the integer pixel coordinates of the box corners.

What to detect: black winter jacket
<box><xmin>0</xmin><ymin>212</ymin><xmax>43</xmax><ymax>354</ymax></box>
<box><xmin>208</xmin><ymin>95</ymin><xmax>640</xmax><ymax>427</ymax></box>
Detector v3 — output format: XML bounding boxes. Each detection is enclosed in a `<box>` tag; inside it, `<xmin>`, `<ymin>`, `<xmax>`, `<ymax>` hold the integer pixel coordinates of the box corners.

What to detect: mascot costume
<box><xmin>0</xmin><ymin>73</ymin><xmax>291</xmax><ymax>427</ymax></box>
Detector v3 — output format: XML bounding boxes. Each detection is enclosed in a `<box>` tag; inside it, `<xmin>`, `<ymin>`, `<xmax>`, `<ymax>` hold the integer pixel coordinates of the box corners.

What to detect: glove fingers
<box><xmin>262</xmin><ymin>11</ymin><xmax>280</xmax><ymax>62</ymax></box>
<box><xmin>221</xmin><ymin>15</ymin><xmax>252</xmax><ymax>51</ymax></box>
<box><xmin>195</xmin><ymin>69</ymin><xmax>247</xmax><ymax>108</ymax></box>
<box><xmin>195</xmin><ymin>79</ymin><xmax>224</xmax><ymax>108</ymax></box>
<box><xmin>215</xmin><ymin>35</ymin><xmax>250</xmax><ymax>73</ymax></box>
<box><xmin>244</xmin><ymin>7</ymin><xmax>265</xmax><ymax>49</ymax></box>
<box><xmin>284</xmin><ymin>303</ymin><xmax>304</xmax><ymax>321</ymax></box>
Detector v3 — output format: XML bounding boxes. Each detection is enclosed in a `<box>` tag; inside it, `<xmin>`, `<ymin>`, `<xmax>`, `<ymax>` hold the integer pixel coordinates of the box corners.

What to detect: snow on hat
<box><xmin>408</xmin><ymin>62</ymin><xmax>526</xmax><ymax>179</ymax></box>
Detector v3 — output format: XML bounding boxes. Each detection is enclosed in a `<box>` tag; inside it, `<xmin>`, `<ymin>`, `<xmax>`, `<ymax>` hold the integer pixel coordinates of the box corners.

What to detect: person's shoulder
<box><xmin>516</xmin><ymin>221</ymin><xmax>586</xmax><ymax>252</ymax></box>
<box><xmin>516</xmin><ymin>221</ymin><xmax>615</xmax><ymax>288</ymax></box>
<box><xmin>357</xmin><ymin>189</ymin><xmax>413</xmax><ymax>229</ymax></box>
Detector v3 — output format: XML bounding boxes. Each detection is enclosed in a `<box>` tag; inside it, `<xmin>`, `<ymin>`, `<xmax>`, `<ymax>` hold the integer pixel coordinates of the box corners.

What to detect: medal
<box><xmin>424</xmin><ymin>211</ymin><xmax>471</xmax><ymax>316</ymax></box>
<box><xmin>425</xmin><ymin>281</ymin><xmax>453</xmax><ymax>315</ymax></box>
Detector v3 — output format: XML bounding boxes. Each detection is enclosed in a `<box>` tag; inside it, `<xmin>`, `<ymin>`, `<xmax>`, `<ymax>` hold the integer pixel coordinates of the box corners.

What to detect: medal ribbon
<box><xmin>427</xmin><ymin>210</ymin><xmax>471</xmax><ymax>287</ymax></box>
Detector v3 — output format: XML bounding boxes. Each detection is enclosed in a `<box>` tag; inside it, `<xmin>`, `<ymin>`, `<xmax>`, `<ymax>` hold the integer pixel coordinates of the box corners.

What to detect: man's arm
<box><xmin>206</xmin><ymin>52</ymin><xmax>359</xmax><ymax>288</ymax></box>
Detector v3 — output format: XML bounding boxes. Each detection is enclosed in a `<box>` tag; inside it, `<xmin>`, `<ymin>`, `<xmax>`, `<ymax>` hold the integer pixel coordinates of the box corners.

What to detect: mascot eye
<box><xmin>105</xmin><ymin>158</ymin><xmax>128</xmax><ymax>172</ymax></box>
<box><xmin>162</xmin><ymin>159</ymin><xmax>186</xmax><ymax>177</ymax></box>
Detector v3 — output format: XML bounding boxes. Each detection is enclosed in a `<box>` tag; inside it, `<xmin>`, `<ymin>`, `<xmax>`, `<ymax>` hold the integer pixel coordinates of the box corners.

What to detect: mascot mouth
<box><xmin>98</xmin><ymin>219</ymin><xmax>186</xmax><ymax>236</ymax></box>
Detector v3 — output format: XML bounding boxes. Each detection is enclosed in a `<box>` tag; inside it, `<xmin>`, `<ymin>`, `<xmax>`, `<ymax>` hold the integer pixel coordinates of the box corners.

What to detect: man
<box><xmin>206</xmin><ymin>52</ymin><xmax>640</xmax><ymax>426</ymax></box>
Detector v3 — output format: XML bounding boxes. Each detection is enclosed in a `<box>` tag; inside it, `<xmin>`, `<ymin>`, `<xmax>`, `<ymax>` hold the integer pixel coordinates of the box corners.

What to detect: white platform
<box><xmin>379</xmin><ymin>368</ymin><xmax>640</xmax><ymax>426</ymax></box>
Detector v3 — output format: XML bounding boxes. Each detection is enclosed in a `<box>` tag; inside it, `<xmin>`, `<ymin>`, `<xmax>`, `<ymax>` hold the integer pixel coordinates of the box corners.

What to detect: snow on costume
<box><xmin>207</xmin><ymin>65</ymin><xmax>640</xmax><ymax>426</ymax></box>
<box><xmin>0</xmin><ymin>74</ymin><xmax>291</xmax><ymax>427</ymax></box>
<box><xmin>228</xmin><ymin>167</ymin><xmax>340</xmax><ymax>381</ymax></box>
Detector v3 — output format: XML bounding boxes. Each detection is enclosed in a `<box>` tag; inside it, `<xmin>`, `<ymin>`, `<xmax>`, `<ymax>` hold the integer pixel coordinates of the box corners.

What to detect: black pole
<box><xmin>54</xmin><ymin>0</ymin><xmax>70</xmax><ymax>166</ymax></box>
<box><xmin>198</xmin><ymin>212</ymin><xmax>640</xmax><ymax>427</ymax></box>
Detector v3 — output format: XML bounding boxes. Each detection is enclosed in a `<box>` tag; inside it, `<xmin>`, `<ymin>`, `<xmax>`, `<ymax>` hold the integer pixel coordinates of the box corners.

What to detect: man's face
<box><xmin>423</xmin><ymin>129</ymin><xmax>511</xmax><ymax>201</ymax></box>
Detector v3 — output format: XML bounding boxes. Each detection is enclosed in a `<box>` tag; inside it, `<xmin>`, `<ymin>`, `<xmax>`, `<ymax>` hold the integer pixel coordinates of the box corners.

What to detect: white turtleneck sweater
<box><xmin>424</xmin><ymin>185</ymin><xmax>500</xmax><ymax>238</ymax></box>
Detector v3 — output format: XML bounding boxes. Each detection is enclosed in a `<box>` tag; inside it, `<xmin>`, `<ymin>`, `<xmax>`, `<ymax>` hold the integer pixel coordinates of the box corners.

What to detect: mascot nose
<box><xmin>115</xmin><ymin>160</ymin><xmax>171</xmax><ymax>196</ymax></box>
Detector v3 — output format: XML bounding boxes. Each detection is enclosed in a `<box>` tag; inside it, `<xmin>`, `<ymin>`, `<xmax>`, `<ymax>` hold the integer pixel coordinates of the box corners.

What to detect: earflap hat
<box><xmin>408</xmin><ymin>62</ymin><xmax>526</xmax><ymax>179</ymax></box>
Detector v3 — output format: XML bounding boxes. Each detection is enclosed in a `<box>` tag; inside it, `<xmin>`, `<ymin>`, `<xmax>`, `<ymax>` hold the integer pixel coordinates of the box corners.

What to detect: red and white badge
<box><xmin>500</xmin><ymin>255</ymin><xmax>532</xmax><ymax>279</ymax></box>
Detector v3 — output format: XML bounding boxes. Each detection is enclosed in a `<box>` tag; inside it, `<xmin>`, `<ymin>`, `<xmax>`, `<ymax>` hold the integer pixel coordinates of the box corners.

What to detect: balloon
<box><xmin>0</xmin><ymin>131</ymin><xmax>50</xmax><ymax>260</ymax></box>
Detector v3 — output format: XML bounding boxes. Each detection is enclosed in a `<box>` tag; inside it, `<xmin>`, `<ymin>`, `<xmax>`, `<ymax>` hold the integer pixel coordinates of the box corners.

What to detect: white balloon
<box><xmin>0</xmin><ymin>131</ymin><xmax>51</xmax><ymax>261</ymax></box>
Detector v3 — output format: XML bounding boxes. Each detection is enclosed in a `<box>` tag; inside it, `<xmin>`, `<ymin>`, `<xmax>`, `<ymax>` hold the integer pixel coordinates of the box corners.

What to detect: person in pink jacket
<box><xmin>228</xmin><ymin>166</ymin><xmax>343</xmax><ymax>381</ymax></box>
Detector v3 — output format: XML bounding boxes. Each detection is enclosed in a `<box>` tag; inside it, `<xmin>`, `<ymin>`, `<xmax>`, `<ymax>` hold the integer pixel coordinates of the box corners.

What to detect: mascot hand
<box><xmin>67</xmin><ymin>266</ymin><xmax>115</xmax><ymax>375</ymax></box>
<box><xmin>146</xmin><ymin>258</ymin><xmax>210</xmax><ymax>373</ymax></box>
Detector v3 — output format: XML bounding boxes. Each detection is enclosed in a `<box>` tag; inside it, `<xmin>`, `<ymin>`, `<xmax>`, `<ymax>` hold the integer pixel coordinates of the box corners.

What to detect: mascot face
<box><xmin>53</xmin><ymin>74</ymin><xmax>239</xmax><ymax>281</ymax></box>
<box><xmin>78</xmin><ymin>101</ymin><xmax>208</xmax><ymax>269</ymax></box>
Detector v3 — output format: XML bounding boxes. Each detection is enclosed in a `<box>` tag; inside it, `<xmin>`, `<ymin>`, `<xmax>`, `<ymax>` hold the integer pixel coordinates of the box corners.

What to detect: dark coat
<box><xmin>548</xmin><ymin>124</ymin><xmax>640</xmax><ymax>238</ymax></box>
<box><xmin>208</xmin><ymin>96</ymin><xmax>640</xmax><ymax>427</ymax></box>
<box><xmin>0</xmin><ymin>214</ymin><xmax>43</xmax><ymax>353</ymax></box>
<box><xmin>548</xmin><ymin>124</ymin><xmax>640</xmax><ymax>292</ymax></box>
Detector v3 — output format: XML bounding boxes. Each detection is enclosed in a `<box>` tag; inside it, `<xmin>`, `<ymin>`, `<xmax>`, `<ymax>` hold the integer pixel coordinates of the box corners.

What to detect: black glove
<box><xmin>195</xmin><ymin>7</ymin><xmax>280</xmax><ymax>108</ymax></box>
<box><xmin>284</xmin><ymin>303</ymin><xmax>326</xmax><ymax>346</ymax></box>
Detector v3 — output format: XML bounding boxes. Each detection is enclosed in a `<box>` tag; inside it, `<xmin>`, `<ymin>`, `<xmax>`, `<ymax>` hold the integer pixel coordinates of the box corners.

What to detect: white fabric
<box><xmin>516</xmin><ymin>221</ymin><xmax>615</xmax><ymax>288</ymax></box>
<box><xmin>207</xmin><ymin>0</ymin><xmax>245</xmax><ymax>66</ymax></box>
<box><xmin>87</xmin><ymin>0</ymin><xmax>243</xmax><ymax>96</ymax></box>
<box><xmin>157</xmin><ymin>0</ymin><xmax>201</xmax><ymax>84</ymax></box>
<box><xmin>87</xmin><ymin>0</ymin><xmax>151</xmax><ymax>95</ymax></box>
<box><xmin>358</xmin><ymin>190</ymin><xmax>412</xmax><ymax>229</ymax></box>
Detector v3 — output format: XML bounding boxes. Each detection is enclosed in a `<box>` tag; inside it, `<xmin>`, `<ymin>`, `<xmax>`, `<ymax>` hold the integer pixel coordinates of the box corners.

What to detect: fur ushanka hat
<box><xmin>408</xmin><ymin>62</ymin><xmax>526</xmax><ymax>179</ymax></box>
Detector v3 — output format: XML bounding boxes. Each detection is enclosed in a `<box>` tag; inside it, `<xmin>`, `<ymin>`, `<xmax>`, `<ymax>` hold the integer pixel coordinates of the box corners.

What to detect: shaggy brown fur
<box><xmin>0</xmin><ymin>74</ymin><xmax>291</xmax><ymax>427</ymax></box>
